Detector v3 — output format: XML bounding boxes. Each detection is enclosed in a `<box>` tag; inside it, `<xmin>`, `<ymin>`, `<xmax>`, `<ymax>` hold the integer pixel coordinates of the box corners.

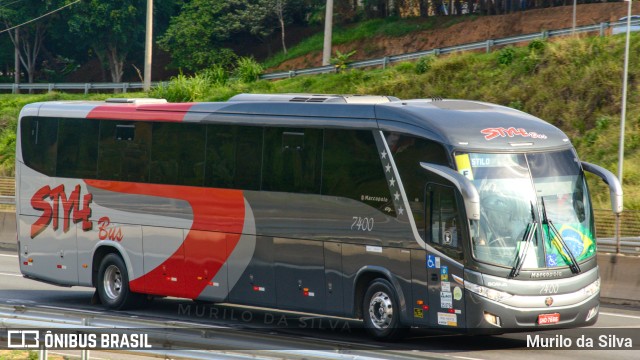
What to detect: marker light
<box><xmin>484</xmin><ymin>311</ymin><xmax>502</xmax><ymax>327</ymax></box>
<box><xmin>586</xmin><ymin>305</ymin><xmax>599</xmax><ymax>322</ymax></box>
<box><xmin>465</xmin><ymin>281</ymin><xmax>513</xmax><ymax>302</ymax></box>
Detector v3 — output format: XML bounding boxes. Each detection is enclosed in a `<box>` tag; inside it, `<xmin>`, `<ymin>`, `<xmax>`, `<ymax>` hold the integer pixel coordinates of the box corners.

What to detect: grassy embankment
<box><xmin>1</xmin><ymin>32</ymin><xmax>639</xmax><ymax>213</ymax></box>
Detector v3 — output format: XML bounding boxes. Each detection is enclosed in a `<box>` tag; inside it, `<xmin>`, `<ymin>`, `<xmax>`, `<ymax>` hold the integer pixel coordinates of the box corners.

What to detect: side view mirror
<box><xmin>420</xmin><ymin>162</ymin><xmax>480</xmax><ymax>220</ymax></box>
<box><xmin>581</xmin><ymin>161</ymin><xmax>623</xmax><ymax>214</ymax></box>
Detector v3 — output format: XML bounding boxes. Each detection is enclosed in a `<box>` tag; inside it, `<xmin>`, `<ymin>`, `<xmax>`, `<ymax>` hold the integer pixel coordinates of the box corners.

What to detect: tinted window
<box><xmin>97</xmin><ymin>121</ymin><xmax>151</xmax><ymax>182</ymax></box>
<box><xmin>262</xmin><ymin>127</ymin><xmax>322</xmax><ymax>194</ymax></box>
<box><xmin>426</xmin><ymin>183</ymin><xmax>464</xmax><ymax>260</ymax></box>
<box><xmin>57</xmin><ymin>118</ymin><xmax>99</xmax><ymax>178</ymax></box>
<box><xmin>150</xmin><ymin>122</ymin><xmax>206</xmax><ymax>186</ymax></box>
<box><xmin>20</xmin><ymin>116</ymin><xmax>58</xmax><ymax>176</ymax></box>
<box><xmin>387</xmin><ymin>133</ymin><xmax>449</xmax><ymax>234</ymax></box>
<box><xmin>205</xmin><ymin>125</ymin><xmax>262</xmax><ymax>190</ymax></box>
<box><xmin>323</xmin><ymin>130</ymin><xmax>392</xmax><ymax>213</ymax></box>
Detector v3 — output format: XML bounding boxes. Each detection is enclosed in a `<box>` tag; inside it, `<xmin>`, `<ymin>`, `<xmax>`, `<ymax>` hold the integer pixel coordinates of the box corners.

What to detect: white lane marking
<box><xmin>0</xmin><ymin>271</ymin><xmax>22</xmax><ymax>277</ymax></box>
<box><xmin>0</xmin><ymin>254</ymin><xmax>18</xmax><ymax>258</ymax></box>
<box><xmin>600</xmin><ymin>312</ymin><xmax>640</xmax><ymax>321</ymax></box>
<box><xmin>451</xmin><ymin>356</ymin><xmax>486</xmax><ymax>360</ymax></box>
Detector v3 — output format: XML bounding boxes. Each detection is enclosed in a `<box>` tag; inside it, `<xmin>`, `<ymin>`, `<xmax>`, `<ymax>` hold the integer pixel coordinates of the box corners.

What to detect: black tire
<box><xmin>362</xmin><ymin>278</ymin><xmax>408</xmax><ymax>340</ymax></box>
<box><xmin>97</xmin><ymin>253</ymin><xmax>143</xmax><ymax>310</ymax></box>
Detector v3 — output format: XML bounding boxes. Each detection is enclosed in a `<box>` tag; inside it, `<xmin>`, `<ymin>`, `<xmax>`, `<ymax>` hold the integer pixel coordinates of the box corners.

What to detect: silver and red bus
<box><xmin>15</xmin><ymin>94</ymin><xmax>622</xmax><ymax>339</ymax></box>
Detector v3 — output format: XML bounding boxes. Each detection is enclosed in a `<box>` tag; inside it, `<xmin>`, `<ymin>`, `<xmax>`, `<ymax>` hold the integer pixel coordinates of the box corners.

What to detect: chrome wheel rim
<box><xmin>104</xmin><ymin>265</ymin><xmax>123</xmax><ymax>301</ymax></box>
<box><xmin>368</xmin><ymin>291</ymin><xmax>393</xmax><ymax>329</ymax></box>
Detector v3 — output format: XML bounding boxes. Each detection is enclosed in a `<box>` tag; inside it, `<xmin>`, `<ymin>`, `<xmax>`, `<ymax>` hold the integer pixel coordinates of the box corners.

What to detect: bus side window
<box><xmin>322</xmin><ymin>130</ymin><xmax>393</xmax><ymax>214</ymax></box>
<box><xmin>57</xmin><ymin>118</ymin><xmax>99</xmax><ymax>179</ymax></box>
<box><xmin>150</xmin><ymin>122</ymin><xmax>206</xmax><ymax>186</ymax></box>
<box><xmin>426</xmin><ymin>184</ymin><xmax>464</xmax><ymax>260</ymax></box>
<box><xmin>205</xmin><ymin>125</ymin><xmax>263</xmax><ymax>191</ymax></box>
<box><xmin>386</xmin><ymin>132</ymin><xmax>450</xmax><ymax>239</ymax></box>
<box><xmin>262</xmin><ymin>127</ymin><xmax>322</xmax><ymax>194</ymax></box>
<box><xmin>20</xmin><ymin>117</ymin><xmax>58</xmax><ymax>177</ymax></box>
<box><xmin>97</xmin><ymin>121</ymin><xmax>151</xmax><ymax>183</ymax></box>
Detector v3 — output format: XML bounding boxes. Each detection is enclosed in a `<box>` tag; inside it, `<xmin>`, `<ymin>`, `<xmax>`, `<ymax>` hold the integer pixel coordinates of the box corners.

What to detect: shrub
<box><xmin>201</xmin><ymin>65</ymin><xmax>229</xmax><ymax>86</ymax></box>
<box><xmin>415</xmin><ymin>55</ymin><xmax>436</xmax><ymax>74</ymax></box>
<box><xmin>497</xmin><ymin>47</ymin><xmax>516</xmax><ymax>66</ymax></box>
<box><xmin>330</xmin><ymin>50</ymin><xmax>357</xmax><ymax>71</ymax></box>
<box><xmin>234</xmin><ymin>57</ymin><xmax>263</xmax><ymax>83</ymax></box>
<box><xmin>150</xmin><ymin>72</ymin><xmax>208</xmax><ymax>102</ymax></box>
<box><xmin>528</xmin><ymin>39</ymin><xmax>547</xmax><ymax>53</ymax></box>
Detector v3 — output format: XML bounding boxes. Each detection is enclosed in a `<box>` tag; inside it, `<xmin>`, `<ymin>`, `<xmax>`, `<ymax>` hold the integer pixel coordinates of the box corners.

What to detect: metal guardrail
<box><xmin>260</xmin><ymin>20</ymin><xmax>627</xmax><ymax>80</ymax></box>
<box><xmin>598</xmin><ymin>237</ymin><xmax>640</xmax><ymax>255</ymax></box>
<box><xmin>0</xmin><ymin>81</ymin><xmax>167</xmax><ymax>95</ymax></box>
<box><xmin>0</xmin><ymin>304</ymin><xmax>381</xmax><ymax>359</ymax></box>
<box><xmin>0</xmin><ymin>195</ymin><xmax>15</xmax><ymax>205</ymax></box>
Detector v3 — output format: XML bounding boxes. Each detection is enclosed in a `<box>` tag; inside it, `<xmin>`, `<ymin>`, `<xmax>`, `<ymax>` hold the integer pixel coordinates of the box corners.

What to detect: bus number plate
<box><xmin>537</xmin><ymin>313</ymin><xmax>560</xmax><ymax>325</ymax></box>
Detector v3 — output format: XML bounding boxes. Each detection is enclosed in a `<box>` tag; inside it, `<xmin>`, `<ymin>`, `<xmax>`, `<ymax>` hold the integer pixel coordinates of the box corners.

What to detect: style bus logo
<box><xmin>31</xmin><ymin>184</ymin><xmax>93</xmax><ymax>239</ymax></box>
<box><xmin>480</xmin><ymin>127</ymin><xmax>547</xmax><ymax>141</ymax></box>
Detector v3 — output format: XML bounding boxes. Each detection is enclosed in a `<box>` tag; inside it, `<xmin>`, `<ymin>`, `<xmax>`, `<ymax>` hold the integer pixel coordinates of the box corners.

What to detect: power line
<box><xmin>0</xmin><ymin>0</ymin><xmax>81</xmax><ymax>35</ymax></box>
<box><xmin>0</xmin><ymin>0</ymin><xmax>28</xmax><ymax>9</ymax></box>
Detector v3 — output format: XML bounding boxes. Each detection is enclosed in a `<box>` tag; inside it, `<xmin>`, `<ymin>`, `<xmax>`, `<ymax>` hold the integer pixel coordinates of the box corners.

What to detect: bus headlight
<box><xmin>465</xmin><ymin>281</ymin><xmax>513</xmax><ymax>302</ymax></box>
<box><xmin>582</xmin><ymin>279</ymin><xmax>600</xmax><ymax>297</ymax></box>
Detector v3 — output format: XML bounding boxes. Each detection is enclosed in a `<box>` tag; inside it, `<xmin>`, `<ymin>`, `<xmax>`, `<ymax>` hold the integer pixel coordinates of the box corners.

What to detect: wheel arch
<box><xmin>351</xmin><ymin>265</ymin><xmax>409</xmax><ymax>325</ymax></box>
<box><xmin>91</xmin><ymin>242</ymin><xmax>135</xmax><ymax>288</ymax></box>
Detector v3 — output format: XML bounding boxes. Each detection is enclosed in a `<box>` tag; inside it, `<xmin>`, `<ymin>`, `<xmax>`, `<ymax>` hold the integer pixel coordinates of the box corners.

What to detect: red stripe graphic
<box><xmin>87</xmin><ymin>103</ymin><xmax>194</xmax><ymax>122</ymax></box>
<box><xmin>85</xmin><ymin>180</ymin><xmax>245</xmax><ymax>298</ymax></box>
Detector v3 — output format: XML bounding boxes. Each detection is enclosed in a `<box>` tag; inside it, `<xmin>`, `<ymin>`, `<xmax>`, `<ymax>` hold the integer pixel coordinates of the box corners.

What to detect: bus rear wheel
<box><xmin>97</xmin><ymin>253</ymin><xmax>142</xmax><ymax>310</ymax></box>
<box><xmin>362</xmin><ymin>278</ymin><xmax>407</xmax><ymax>340</ymax></box>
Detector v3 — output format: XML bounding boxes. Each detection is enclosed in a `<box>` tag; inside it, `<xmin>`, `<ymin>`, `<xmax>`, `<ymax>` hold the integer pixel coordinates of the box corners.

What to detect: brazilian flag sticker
<box><xmin>545</xmin><ymin>224</ymin><xmax>595</xmax><ymax>267</ymax></box>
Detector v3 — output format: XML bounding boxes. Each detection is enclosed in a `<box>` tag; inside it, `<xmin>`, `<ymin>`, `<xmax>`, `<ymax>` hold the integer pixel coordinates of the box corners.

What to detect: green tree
<box><xmin>0</xmin><ymin>0</ymin><xmax>67</xmax><ymax>83</ymax></box>
<box><xmin>67</xmin><ymin>0</ymin><xmax>146</xmax><ymax>82</ymax></box>
<box><xmin>159</xmin><ymin>0</ymin><xmax>316</xmax><ymax>71</ymax></box>
<box><xmin>158</xmin><ymin>0</ymin><xmax>247</xmax><ymax>71</ymax></box>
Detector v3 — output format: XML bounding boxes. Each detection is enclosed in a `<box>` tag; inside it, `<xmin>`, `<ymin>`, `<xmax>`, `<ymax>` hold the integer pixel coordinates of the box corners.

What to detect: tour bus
<box><xmin>15</xmin><ymin>94</ymin><xmax>622</xmax><ymax>339</ymax></box>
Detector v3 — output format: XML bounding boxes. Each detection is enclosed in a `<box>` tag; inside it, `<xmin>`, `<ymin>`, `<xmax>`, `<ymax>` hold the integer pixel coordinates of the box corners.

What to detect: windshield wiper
<box><xmin>541</xmin><ymin>197</ymin><xmax>581</xmax><ymax>274</ymax></box>
<box><xmin>509</xmin><ymin>202</ymin><xmax>537</xmax><ymax>278</ymax></box>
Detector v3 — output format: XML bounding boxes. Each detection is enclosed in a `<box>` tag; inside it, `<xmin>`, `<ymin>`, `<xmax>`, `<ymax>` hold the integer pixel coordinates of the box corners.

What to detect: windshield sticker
<box><xmin>455</xmin><ymin>154</ymin><xmax>474</xmax><ymax>180</ymax></box>
<box><xmin>437</xmin><ymin>312</ymin><xmax>457</xmax><ymax>326</ymax></box>
<box><xmin>442</xmin><ymin>281</ymin><xmax>451</xmax><ymax>292</ymax></box>
<box><xmin>440</xmin><ymin>291</ymin><xmax>453</xmax><ymax>309</ymax></box>
<box><xmin>545</xmin><ymin>224</ymin><xmax>595</xmax><ymax>266</ymax></box>
<box><xmin>453</xmin><ymin>287</ymin><xmax>463</xmax><ymax>301</ymax></box>
<box><xmin>481</xmin><ymin>127</ymin><xmax>548</xmax><ymax>141</ymax></box>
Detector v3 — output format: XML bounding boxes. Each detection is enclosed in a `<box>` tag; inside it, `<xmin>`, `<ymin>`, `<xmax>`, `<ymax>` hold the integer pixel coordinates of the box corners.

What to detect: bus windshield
<box><xmin>455</xmin><ymin>149</ymin><xmax>595</xmax><ymax>270</ymax></box>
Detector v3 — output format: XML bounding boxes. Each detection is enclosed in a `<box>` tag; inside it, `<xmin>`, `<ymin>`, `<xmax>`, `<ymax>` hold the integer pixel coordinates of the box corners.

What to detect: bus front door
<box><xmin>425</xmin><ymin>183</ymin><xmax>466</xmax><ymax>330</ymax></box>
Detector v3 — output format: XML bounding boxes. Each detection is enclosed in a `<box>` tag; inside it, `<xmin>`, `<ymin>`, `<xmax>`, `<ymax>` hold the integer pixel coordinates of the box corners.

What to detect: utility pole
<box><xmin>322</xmin><ymin>0</ymin><xmax>333</xmax><ymax>66</ymax></box>
<box><xmin>616</xmin><ymin>0</ymin><xmax>633</xmax><ymax>253</ymax></box>
<box><xmin>144</xmin><ymin>0</ymin><xmax>153</xmax><ymax>92</ymax></box>
<box><xmin>14</xmin><ymin>28</ymin><xmax>19</xmax><ymax>94</ymax></box>
<box><xmin>572</xmin><ymin>0</ymin><xmax>576</xmax><ymax>35</ymax></box>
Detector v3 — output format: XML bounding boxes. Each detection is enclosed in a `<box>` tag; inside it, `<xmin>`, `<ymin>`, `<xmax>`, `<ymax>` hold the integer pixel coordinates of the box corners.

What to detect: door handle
<box><xmin>430</xmin><ymin>273</ymin><xmax>438</xmax><ymax>282</ymax></box>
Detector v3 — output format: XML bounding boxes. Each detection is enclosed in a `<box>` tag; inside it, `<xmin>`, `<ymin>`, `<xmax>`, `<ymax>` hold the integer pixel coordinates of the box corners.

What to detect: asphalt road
<box><xmin>1</xmin><ymin>250</ymin><xmax>640</xmax><ymax>359</ymax></box>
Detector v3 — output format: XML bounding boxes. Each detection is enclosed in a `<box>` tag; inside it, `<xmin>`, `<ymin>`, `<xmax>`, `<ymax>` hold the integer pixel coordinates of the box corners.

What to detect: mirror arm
<box><xmin>581</xmin><ymin>161</ymin><xmax>623</xmax><ymax>214</ymax></box>
<box><xmin>420</xmin><ymin>162</ymin><xmax>480</xmax><ymax>220</ymax></box>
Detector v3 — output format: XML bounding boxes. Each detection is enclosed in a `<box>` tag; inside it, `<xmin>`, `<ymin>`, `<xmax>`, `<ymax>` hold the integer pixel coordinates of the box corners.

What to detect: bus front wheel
<box><xmin>362</xmin><ymin>278</ymin><xmax>407</xmax><ymax>340</ymax></box>
<box><xmin>97</xmin><ymin>253</ymin><xmax>142</xmax><ymax>310</ymax></box>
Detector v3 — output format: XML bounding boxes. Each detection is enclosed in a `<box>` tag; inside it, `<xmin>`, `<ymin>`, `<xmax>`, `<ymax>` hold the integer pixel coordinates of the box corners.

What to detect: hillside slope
<box><xmin>272</xmin><ymin>2</ymin><xmax>640</xmax><ymax>71</ymax></box>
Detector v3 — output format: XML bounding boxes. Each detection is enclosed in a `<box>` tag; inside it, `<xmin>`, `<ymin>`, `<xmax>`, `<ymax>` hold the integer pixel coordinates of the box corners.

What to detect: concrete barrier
<box><xmin>598</xmin><ymin>253</ymin><xmax>640</xmax><ymax>305</ymax></box>
<box><xmin>0</xmin><ymin>211</ymin><xmax>16</xmax><ymax>252</ymax></box>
